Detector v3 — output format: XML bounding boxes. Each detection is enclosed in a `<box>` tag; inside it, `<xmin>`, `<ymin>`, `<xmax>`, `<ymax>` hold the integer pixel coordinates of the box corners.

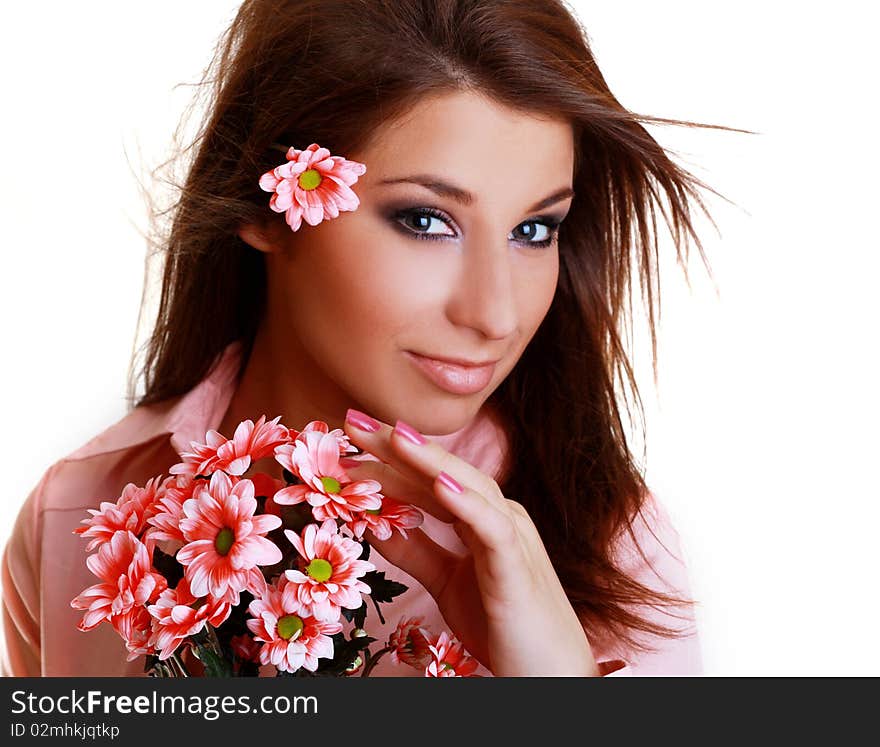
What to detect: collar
<box><xmin>63</xmin><ymin>340</ymin><xmax>243</xmax><ymax>462</ymax></box>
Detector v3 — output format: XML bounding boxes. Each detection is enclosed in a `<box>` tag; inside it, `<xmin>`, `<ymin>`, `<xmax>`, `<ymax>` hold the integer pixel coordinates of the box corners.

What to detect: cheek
<box><xmin>282</xmin><ymin>221</ymin><xmax>430</xmax><ymax>351</ymax></box>
<box><xmin>517</xmin><ymin>251</ymin><xmax>559</xmax><ymax>331</ymax></box>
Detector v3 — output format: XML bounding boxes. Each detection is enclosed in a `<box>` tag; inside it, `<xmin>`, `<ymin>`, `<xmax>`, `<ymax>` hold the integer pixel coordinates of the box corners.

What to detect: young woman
<box><xmin>1</xmin><ymin>0</ymin><xmax>737</xmax><ymax>676</ymax></box>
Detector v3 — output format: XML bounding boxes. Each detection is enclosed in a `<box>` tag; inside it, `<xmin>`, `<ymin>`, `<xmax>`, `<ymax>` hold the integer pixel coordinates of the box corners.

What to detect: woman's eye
<box><xmin>510</xmin><ymin>220</ymin><xmax>555</xmax><ymax>245</ymax></box>
<box><xmin>396</xmin><ymin>208</ymin><xmax>456</xmax><ymax>239</ymax></box>
<box><xmin>393</xmin><ymin>208</ymin><xmax>561</xmax><ymax>248</ymax></box>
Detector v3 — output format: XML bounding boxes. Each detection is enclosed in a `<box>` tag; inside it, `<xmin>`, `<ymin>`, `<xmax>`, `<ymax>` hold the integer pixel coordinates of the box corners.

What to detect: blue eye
<box><xmin>392</xmin><ymin>207</ymin><xmax>561</xmax><ymax>249</ymax></box>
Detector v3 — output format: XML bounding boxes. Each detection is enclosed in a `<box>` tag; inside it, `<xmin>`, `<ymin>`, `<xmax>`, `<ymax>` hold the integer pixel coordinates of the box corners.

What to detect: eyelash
<box><xmin>391</xmin><ymin>207</ymin><xmax>563</xmax><ymax>249</ymax></box>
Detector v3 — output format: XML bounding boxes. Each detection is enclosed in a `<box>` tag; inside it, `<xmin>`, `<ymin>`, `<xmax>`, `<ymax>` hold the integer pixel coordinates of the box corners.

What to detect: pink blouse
<box><xmin>1</xmin><ymin>340</ymin><xmax>703</xmax><ymax>677</ymax></box>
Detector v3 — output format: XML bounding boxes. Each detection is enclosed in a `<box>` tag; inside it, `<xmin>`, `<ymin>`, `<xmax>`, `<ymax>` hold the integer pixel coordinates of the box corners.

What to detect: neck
<box><xmin>215</xmin><ymin>322</ymin><xmax>355</xmax><ymax>478</ymax></box>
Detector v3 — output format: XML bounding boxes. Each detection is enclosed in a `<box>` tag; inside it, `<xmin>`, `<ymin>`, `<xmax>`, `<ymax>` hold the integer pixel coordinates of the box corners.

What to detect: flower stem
<box><xmin>370</xmin><ymin>596</ymin><xmax>386</xmax><ymax>625</ymax></box>
<box><xmin>361</xmin><ymin>645</ymin><xmax>392</xmax><ymax>677</ymax></box>
<box><xmin>169</xmin><ymin>651</ymin><xmax>190</xmax><ymax>678</ymax></box>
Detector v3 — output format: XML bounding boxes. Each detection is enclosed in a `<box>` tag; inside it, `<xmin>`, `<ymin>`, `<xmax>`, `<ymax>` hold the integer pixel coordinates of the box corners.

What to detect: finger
<box><xmin>365</xmin><ymin>525</ymin><xmax>459</xmax><ymax>599</ymax></box>
<box><xmin>341</xmin><ymin>456</ymin><xmax>457</xmax><ymax>523</ymax></box>
<box><xmin>343</xmin><ymin>409</ymin><xmax>505</xmax><ymax>512</ymax></box>
<box><xmin>431</xmin><ymin>473</ymin><xmax>526</xmax><ymax>591</ymax></box>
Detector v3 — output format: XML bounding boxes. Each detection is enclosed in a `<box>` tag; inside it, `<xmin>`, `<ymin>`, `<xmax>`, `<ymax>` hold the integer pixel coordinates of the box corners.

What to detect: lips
<box><xmin>405</xmin><ymin>351</ymin><xmax>497</xmax><ymax>395</ymax></box>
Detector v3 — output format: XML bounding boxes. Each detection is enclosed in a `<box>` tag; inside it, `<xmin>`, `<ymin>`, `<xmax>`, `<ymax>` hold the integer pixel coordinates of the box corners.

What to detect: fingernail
<box><xmin>437</xmin><ymin>471</ymin><xmax>463</xmax><ymax>493</ymax></box>
<box><xmin>394</xmin><ymin>419</ymin><xmax>427</xmax><ymax>446</ymax></box>
<box><xmin>346</xmin><ymin>408</ymin><xmax>380</xmax><ymax>432</ymax></box>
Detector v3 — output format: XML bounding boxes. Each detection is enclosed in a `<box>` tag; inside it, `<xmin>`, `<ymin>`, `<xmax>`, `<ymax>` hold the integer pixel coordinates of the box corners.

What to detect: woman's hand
<box><xmin>341</xmin><ymin>409</ymin><xmax>600</xmax><ymax>677</ymax></box>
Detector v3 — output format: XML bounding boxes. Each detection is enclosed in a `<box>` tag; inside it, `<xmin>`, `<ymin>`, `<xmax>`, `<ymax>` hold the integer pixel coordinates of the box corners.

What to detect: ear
<box><xmin>237</xmin><ymin>221</ymin><xmax>286</xmax><ymax>254</ymax></box>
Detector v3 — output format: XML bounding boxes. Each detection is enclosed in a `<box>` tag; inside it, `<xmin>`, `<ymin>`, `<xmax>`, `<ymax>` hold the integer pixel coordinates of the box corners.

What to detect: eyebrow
<box><xmin>377</xmin><ymin>174</ymin><xmax>575</xmax><ymax>213</ymax></box>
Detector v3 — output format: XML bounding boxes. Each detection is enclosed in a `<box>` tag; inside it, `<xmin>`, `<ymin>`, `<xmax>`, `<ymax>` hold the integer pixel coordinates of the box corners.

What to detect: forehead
<box><xmin>358</xmin><ymin>90</ymin><xmax>575</xmax><ymax>198</ymax></box>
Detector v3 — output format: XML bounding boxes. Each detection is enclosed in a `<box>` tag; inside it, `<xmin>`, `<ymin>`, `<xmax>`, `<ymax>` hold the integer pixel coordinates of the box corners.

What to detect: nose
<box><xmin>446</xmin><ymin>232</ymin><xmax>518</xmax><ymax>342</ymax></box>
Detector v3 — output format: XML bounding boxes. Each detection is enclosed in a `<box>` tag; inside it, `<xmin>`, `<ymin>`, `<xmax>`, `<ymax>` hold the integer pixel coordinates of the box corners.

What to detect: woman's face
<box><xmin>248</xmin><ymin>90</ymin><xmax>575</xmax><ymax>435</ymax></box>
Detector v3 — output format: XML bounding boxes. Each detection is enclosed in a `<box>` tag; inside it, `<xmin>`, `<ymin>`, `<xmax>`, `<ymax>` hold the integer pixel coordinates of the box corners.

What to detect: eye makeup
<box><xmin>384</xmin><ymin>203</ymin><xmax>566</xmax><ymax>249</ymax></box>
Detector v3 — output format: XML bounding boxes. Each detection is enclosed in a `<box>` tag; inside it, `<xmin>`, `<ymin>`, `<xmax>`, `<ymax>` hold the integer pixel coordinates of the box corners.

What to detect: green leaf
<box><xmin>341</xmin><ymin>600</ymin><xmax>368</xmax><ymax>629</ymax></box>
<box><xmin>194</xmin><ymin>644</ymin><xmax>233</xmax><ymax>678</ymax></box>
<box><xmin>362</xmin><ymin>570</ymin><xmax>408</xmax><ymax>604</ymax></box>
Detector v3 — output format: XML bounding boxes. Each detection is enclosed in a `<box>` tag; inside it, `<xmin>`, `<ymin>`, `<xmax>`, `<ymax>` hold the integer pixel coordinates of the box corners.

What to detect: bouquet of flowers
<box><xmin>70</xmin><ymin>416</ymin><xmax>478</xmax><ymax>677</ymax></box>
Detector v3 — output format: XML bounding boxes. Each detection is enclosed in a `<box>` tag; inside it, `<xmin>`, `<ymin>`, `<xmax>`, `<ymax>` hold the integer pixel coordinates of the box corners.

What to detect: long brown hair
<box><xmin>128</xmin><ymin>0</ymin><xmax>750</xmax><ymax>655</ymax></box>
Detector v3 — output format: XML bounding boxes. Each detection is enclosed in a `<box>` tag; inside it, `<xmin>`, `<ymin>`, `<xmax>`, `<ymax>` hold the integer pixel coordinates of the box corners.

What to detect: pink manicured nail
<box><xmin>394</xmin><ymin>420</ymin><xmax>427</xmax><ymax>446</ymax></box>
<box><xmin>346</xmin><ymin>408</ymin><xmax>380</xmax><ymax>432</ymax></box>
<box><xmin>437</xmin><ymin>471</ymin><xmax>463</xmax><ymax>493</ymax></box>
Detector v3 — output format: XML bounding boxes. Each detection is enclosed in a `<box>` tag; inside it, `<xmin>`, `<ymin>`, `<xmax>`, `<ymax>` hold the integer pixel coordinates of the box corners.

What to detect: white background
<box><xmin>1</xmin><ymin>2</ymin><xmax>877</xmax><ymax>675</ymax></box>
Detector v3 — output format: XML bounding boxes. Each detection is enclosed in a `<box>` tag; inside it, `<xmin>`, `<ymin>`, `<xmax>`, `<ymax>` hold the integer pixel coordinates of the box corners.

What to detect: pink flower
<box><xmin>246</xmin><ymin>578</ymin><xmax>343</xmax><ymax>673</ymax></box>
<box><xmin>283</xmin><ymin>519</ymin><xmax>374</xmax><ymax>621</ymax></box>
<box><xmin>273</xmin><ymin>430</ymin><xmax>382</xmax><ymax>522</ymax></box>
<box><xmin>170</xmin><ymin>415</ymin><xmax>291</xmax><ymax>479</ymax></box>
<box><xmin>291</xmin><ymin>420</ymin><xmax>360</xmax><ymax>456</ymax></box>
<box><xmin>145</xmin><ymin>473</ymin><xmax>200</xmax><ymax>547</ymax></box>
<box><xmin>344</xmin><ymin>496</ymin><xmax>424</xmax><ymax>541</ymax></box>
<box><xmin>425</xmin><ymin>631</ymin><xmax>479</xmax><ymax>677</ymax></box>
<box><xmin>176</xmin><ymin>471</ymin><xmax>282</xmax><ymax>604</ymax></box>
<box><xmin>147</xmin><ymin>577</ymin><xmax>232</xmax><ymax>661</ymax></box>
<box><xmin>258</xmin><ymin>143</ymin><xmax>367</xmax><ymax>233</ymax></box>
<box><xmin>70</xmin><ymin>531</ymin><xmax>167</xmax><ymax>631</ymax></box>
<box><xmin>388</xmin><ymin>616</ymin><xmax>434</xmax><ymax>669</ymax></box>
<box><xmin>74</xmin><ymin>476</ymin><xmax>165</xmax><ymax>551</ymax></box>
<box><xmin>112</xmin><ymin>606</ymin><xmax>155</xmax><ymax>661</ymax></box>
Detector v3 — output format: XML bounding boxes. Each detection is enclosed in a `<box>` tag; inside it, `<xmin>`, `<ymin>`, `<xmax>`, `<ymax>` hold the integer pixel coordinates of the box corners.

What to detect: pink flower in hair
<box><xmin>258</xmin><ymin>143</ymin><xmax>367</xmax><ymax>232</ymax></box>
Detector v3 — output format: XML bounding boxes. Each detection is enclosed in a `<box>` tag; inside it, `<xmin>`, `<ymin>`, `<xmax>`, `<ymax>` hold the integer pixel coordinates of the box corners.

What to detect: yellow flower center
<box><xmin>366</xmin><ymin>508</ymin><xmax>382</xmax><ymax>516</ymax></box>
<box><xmin>214</xmin><ymin>527</ymin><xmax>235</xmax><ymax>556</ymax></box>
<box><xmin>306</xmin><ymin>558</ymin><xmax>333</xmax><ymax>582</ymax></box>
<box><xmin>277</xmin><ymin>615</ymin><xmax>304</xmax><ymax>641</ymax></box>
<box><xmin>298</xmin><ymin>169</ymin><xmax>322</xmax><ymax>190</ymax></box>
<box><xmin>320</xmin><ymin>476</ymin><xmax>341</xmax><ymax>493</ymax></box>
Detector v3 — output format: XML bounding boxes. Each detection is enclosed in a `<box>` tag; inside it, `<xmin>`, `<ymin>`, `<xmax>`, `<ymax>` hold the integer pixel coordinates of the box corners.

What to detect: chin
<box><xmin>400</xmin><ymin>400</ymin><xmax>486</xmax><ymax>437</ymax></box>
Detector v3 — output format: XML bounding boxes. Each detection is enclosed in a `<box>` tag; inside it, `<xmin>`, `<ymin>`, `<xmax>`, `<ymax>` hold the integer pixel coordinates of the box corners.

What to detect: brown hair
<box><xmin>128</xmin><ymin>0</ymin><xmax>750</xmax><ymax>655</ymax></box>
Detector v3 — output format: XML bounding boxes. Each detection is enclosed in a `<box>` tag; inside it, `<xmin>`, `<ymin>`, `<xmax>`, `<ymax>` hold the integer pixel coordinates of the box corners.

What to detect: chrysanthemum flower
<box><xmin>291</xmin><ymin>420</ymin><xmax>360</xmax><ymax>456</ymax></box>
<box><xmin>170</xmin><ymin>415</ymin><xmax>291</xmax><ymax>479</ymax></box>
<box><xmin>145</xmin><ymin>472</ymin><xmax>205</xmax><ymax>549</ymax></box>
<box><xmin>283</xmin><ymin>519</ymin><xmax>374</xmax><ymax>621</ymax></box>
<box><xmin>176</xmin><ymin>471</ymin><xmax>282</xmax><ymax>604</ymax></box>
<box><xmin>112</xmin><ymin>606</ymin><xmax>155</xmax><ymax>662</ymax></box>
<box><xmin>425</xmin><ymin>631</ymin><xmax>479</xmax><ymax>677</ymax></box>
<box><xmin>70</xmin><ymin>530</ymin><xmax>167</xmax><ymax>631</ymax></box>
<box><xmin>246</xmin><ymin>578</ymin><xmax>343</xmax><ymax>673</ymax></box>
<box><xmin>344</xmin><ymin>496</ymin><xmax>424</xmax><ymax>541</ymax></box>
<box><xmin>74</xmin><ymin>476</ymin><xmax>165</xmax><ymax>551</ymax></box>
<box><xmin>273</xmin><ymin>430</ymin><xmax>382</xmax><ymax>522</ymax></box>
<box><xmin>388</xmin><ymin>616</ymin><xmax>434</xmax><ymax>669</ymax></box>
<box><xmin>258</xmin><ymin>143</ymin><xmax>367</xmax><ymax>233</ymax></box>
<box><xmin>147</xmin><ymin>577</ymin><xmax>232</xmax><ymax>661</ymax></box>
